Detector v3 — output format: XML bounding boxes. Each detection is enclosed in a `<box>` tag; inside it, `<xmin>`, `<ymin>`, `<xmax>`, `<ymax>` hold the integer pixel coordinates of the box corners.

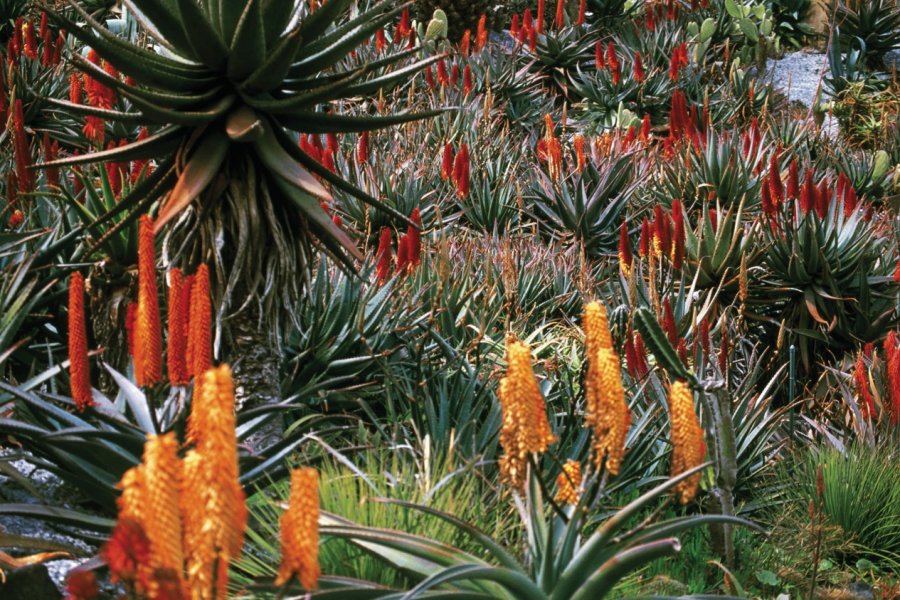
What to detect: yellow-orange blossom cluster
<box><xmin>498</xmin><ymin>338</ymin><xmax>557</xmax><ymax>489</ymax></box>
<box><xmin>583</xmin><ymin>301</ymin><xmax>631</xmax><ymax>475</ymax></box>
<box><xmin>114</xmin><ymin>365</ymin><xmax>246</xmax><ymax>599</ymax></box>
<box><xmin>668</xmin><ymin>380</ymin><xmax>705</xmax><ymax>504</ymax></box>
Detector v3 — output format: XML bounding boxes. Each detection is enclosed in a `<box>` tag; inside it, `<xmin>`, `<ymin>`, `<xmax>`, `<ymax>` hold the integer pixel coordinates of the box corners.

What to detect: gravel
<box><xmin>0</xmin><ymin>449</ymin><xmax>95</xmax><ymax>591</ymax></box>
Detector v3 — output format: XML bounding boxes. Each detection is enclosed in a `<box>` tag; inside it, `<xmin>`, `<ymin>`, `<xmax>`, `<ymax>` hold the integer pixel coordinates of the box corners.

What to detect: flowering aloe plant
<box><xmin>309</xmin><ymin>463</ymin><xmax>757</xmax><ymax>599</ymax></box>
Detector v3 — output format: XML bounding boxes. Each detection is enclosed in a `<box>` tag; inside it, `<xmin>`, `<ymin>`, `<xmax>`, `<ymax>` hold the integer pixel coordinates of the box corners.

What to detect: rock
<box><xmin>767</xmin><ymin>50</ymin><xmax>840</xmax><ymax>139</ymax></box>
<box><xmin>0</xmin><ymin>564</ymin><xmax>63</xmax><ymax>599</ymax></box>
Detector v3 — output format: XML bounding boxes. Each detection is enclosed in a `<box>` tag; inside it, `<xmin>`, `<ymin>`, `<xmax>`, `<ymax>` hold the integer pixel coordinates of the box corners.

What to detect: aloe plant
<box><xmin>43</xmin><ymin>0</ymin><xmax>444</xmax><ymax>411</ymax></box>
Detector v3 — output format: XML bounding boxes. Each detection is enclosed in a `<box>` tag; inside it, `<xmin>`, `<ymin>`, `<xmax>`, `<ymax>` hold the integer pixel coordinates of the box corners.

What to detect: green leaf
<box><xmin>123</xmin><ymin>0</ymin><xmax>196</xmax><ymax>57</ymax></box>
<box><xmin>174</xmin><ymin>0</ymin><xmax>229</xmax><ymax>69</ymax></box>
<box><xmin>633</xmin><ymin>307</ymin><xmax>693</xmax><ymax>382</ymax></box>
<box><xmin>241</xmin><ymin>26</ymin><xmax>304</xmax><ymax>92</ymax></box>
<box><xmin>228</xmin><ymin>0</ymin><xmax>266</xmax><ymax>81</ymax></box>
<box><xmin>154</xmin><ymin>127</ymin><xmax>230</xmax><ymax>232</ymax></box>
<box><xmin>724</xmin><ymin>0</ymin><xmax>742</xmax><ymax>18</ymax></box>
<box><xmin>755</xmin><ymin>570</ymin><xmax>780</xmax><ymax>586</ymax></box>
<box><xmin>253</xmin><ymin>125</ymin><xmax>332</xmax><ymax>202</ymax></box>
<box><xmin>739</xmin><ymin>18</ymin><xmax>759</xmax><ymax>41</ymax></box>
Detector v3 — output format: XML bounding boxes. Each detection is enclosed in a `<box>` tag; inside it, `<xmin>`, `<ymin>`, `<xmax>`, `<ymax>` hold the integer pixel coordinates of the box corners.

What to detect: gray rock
<box><xmin>767</xmin><ymin>50</ymin><xmax>840</xmax><ymax>139</ymax></box>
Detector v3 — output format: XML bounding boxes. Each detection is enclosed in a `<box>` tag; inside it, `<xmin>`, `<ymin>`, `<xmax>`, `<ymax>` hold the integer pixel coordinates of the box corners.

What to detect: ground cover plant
<box><xmin>1</xmin><ymin>0</ymin><xmax>899</xmax><ymax>598</ymax></box>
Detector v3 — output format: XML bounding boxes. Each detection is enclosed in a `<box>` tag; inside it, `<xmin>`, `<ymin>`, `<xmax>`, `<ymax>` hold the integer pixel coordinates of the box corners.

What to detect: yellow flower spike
<box><xmin>590</xmin><ymin>348</ymin><xmax>631</xmax><ymax>475</ymax></box>
<box><xmin>276</xmin><ymin>467</ymin><xmax>321</xmax><ymax>590</ymax></box>
<box><xmin>498</xmin><ymin>338</ymin><xmax>557</xmax><ymax>490</ymax></box>
<box><xmin>142</xmin><ymin>433</ymin><xmax>185</xmax><ymax>575</ymax></box>
<box><xmin>668</xmin><ymin>380</ymin><xmax>706</xmax><ymax>504</ymax></box>
<box><xmin>555</xmin><ymin>460</ymin><xmax>583</xmax><ymax>505</ymax></box>
<box><xmin>181</xmin><ymin>449</ymin><xmax>215</xmax><ymax>599</ymax></box>
<box><xmin>182</xmin><ymin>365</ymin><xmax>247</xmax><ymax>599</ymax></box>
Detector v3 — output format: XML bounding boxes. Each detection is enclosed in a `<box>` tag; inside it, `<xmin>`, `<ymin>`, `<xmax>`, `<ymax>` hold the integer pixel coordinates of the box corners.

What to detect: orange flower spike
<box><xmin>498</xmin><ymin>338</ymin><xmax>557</xmax><ymax>489</ymax></box>
<box><xmin>141</xmin><ymin>433</ymin><xmax>185</xmax><ymax>575</ymax></box>
<box><xmin>555</xmin><ymin>460</ymin><xmax>582</xmax><ymax>505</ymax></box>
<box><xmin>135</xmin><ymin>215</ymin><xmax>163</xmax><ymax>386</ymax></box>
<box><xmin>68</xmin><ymin>272</ymin><xmax>93</xmax><ymax>412</ymax></box>
<box><xmin>573</xmin><ymin>133</ymin><xmax>586</xmax><ymax>172</ymax></box>
<box><xmin>276</xmin><ymin>468</ymin><xmax>321</xmax><ymax>590</ymax></box>
<box><xmin>476</xmin><ymin>15</ymin><xmax>488</xmax><ymax>51</ymax></box>
<box><xmin>668</xmin><ymin>380</ymin><xmax>705</xmax><ymax>504</ymax></box>
<box><xmin>536</xmin><ymin>0</ymin><xmax>545</xmax><ymax>32</ymax></box>
<box><xmin>65</xmin><ymin>570</ymin><xmax>99</xmax><ymax>600</ymax></box>
<box><xmin>102</xmin><ymin>517</ymin><xmax>151</xmax><ymax>587</ymax></box>
<box><xmin>591</xmin><ymin>347</ymin><xmax>630</xmax><ymax>474</ymax></box>
<box><xmin>187</xmin><ymin>264</ymin><xmax>213</xmax><ymax>380</ymax></box>
<box><xmin>167</xmin><ymin>269</ymin><xmax>189</xmax><ymax>385</ymax></box>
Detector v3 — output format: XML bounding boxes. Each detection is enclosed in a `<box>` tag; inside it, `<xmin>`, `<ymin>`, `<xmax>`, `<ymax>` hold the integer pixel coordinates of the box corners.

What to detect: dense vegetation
<box><xmin>0</xmin><ymin>0</ymin><xmax>898</xmax><ymax>598</ymax></box>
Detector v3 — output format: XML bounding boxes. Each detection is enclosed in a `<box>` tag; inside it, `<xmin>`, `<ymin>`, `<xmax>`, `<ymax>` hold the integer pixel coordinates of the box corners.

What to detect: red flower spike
<box><xmin>12</xmin><ymin>101</ymin><xmax>33</xmax><ymax>195</ymax></box>
<box><xmin>662</xmin><ymin>297</ymin><xmax>678</xmax><ymax>347</ymax></box>
<box><xmin>441</xmin><ymin>143</ymin><xmax>454</xmax><ymax>181</ymax></box>
<box><xmin>23</xmin><ymin>20</ymin><xmax>37</xmax><ymax>60</ymax></box>
<box><xmin>322</xmin><ymin>148</ymin><xmax>336</xmax><ymax>172</ymax></box>
<box><xmin>853</xmin><ymin>353</ymin><xmax>875</xmax><ymax>419</ymax></box>
<box><xmin>167</xmin><ymin>268</ymin><xmax>189</xmax><ymax>386</ymax></box>
<box><xmin>769</xmin><ymin>151</ymin><xmax>784</xmax><ymax>205</ymax></box>
<box><xmin>375</xmin><ymin>227</ymin><xmax>393</xmax><ymax>283</ymax></box>
<box><xmin>699</xmin><ymin>317</ymin><xmax>710</xmax><ymax>356</ymax></box>
<box><xmin>450</xmin><ymin>63</ymin><xmax>460</xmax><ymax>86</ymax></box>
<box><xmin>437</xmin><ymin>60</ymin><xmax>449</xmax><ymax>86</ymax></box>
<box><xmin>574</xmin><ymin>133</ymin><xmax>586</xmax><ymax>172</ymax></box>
<box><xmin>396</xmin><ymin>233</ymin><xmax>410</xmax><ymax>274</ymax></box>
<box><xmin>8</xmin><ymin>209</ymin><xmax>24</xmax><ymax>228</ymax></box>
<box><xmin>761</xmin><ymin>175</ymin><xmax>774</xmax><ymax>216</ymax></box>
<box><xmin>537</xmin><ymin>0</ymin><xmax>545</xmax><ymax>32</ymax></box>
<box><xmin>408</xmin><ymin>208</ymin><xmax>422</xmax><ymax>266</ymax></box>
<box><xmin>357</xmin><ymin>131</ymin><xmax>369</xmax><ymax>165</ymax></box>
<box><xmin>624</xmin><ymin>329</ymin><xmax>639</xmax><ymax>377</ymax></box>
<box><xmin>460</xmin><ymin>30</ymin><xmax>471</xmax><ymax>55</ymax></box>
<box><xmin>640</xmin><ymin>113</ymin><xmax>651</xmax><ymax>142</ymax></box>
<box><xmin>634</xmin><ymin>51</ymin><xmax>645</xmax><ymax>83</ymax></box>
<box><xmin>595</xmin><ymin>41</ymin><xmax>605</xmax><ymax>69</ymax></box>
<box><xmin>476</xmin><ymin>15</ymin><xmax>488</xmax><ymax>50</ymax></box>
<box><xmin>453</xmin><ymin>143</ymin><xmax>470</xmax><ymax>198</ymax></box>
<box><xmin>633</xmin><ymin>331</ymin><xmax>649</xmax><ymax>377</ymax></box>
<box><xmin>135</xmin><ymin>216</ymin><xmax>163</xmax><ymax>387</ymax></box>
<box><xmin>523</xmin><ymin>8</ymin><xmax>533</xmax><ymax>31</ymax></box>
<box><xmin>374</xmin><ymin>28</ymin><xmax>387</xmax><ymax>51</ymax></box>
<box><xmin>799</xmin><ymin>170</ymin><xmax>814</xmax><ymax>214</ymax></box>
<box><xmin>510</xmin><ymin>14</ymin><xmax>520</xmax><ymax>37</ymax></box>
<box><xmin>843</xmin><ymin>184</ymin><xmax>857</xmax><ymax>217</ymax></box>
<box><xmin>555</xmin><ymin>0</ymin><xmax>565</xmax><ymax>28</ymax></box>
<box><xmin>815</xmin><ymin>179</ymin><xmax>829</xmax><ymax>219</ymax></box>
<box><xmin>639</xmin><ymin>216</ymin><xmax>651</xmax><ymax>257</ymax></box>
<box><xmin>577</xmin><ymin>0</ymin><xmax>586</xmax><ymax>25</ymax></box>
<box><xmin>186</xmin><ymin>265</ymin><xmax>212</xmax><ymax>379</ymax></box>
<box><xmin>677</xmin><ymin>338</ymin><xmax>689</xmax><ymax>366</ymax></box>
<box><xmin>607</xmin><ymin>42</ymin><xmax>620</xmax><ymax>85</ymax></box>
<box><xmin>718</xmin><ymin>327</ymin><xmax>730</xmax><ymax>374</ymax></box>
<box><xmin>787</xmin><ymin>159</ymin><xmax>800</xmax><ymax>200</ymax></box>
<box><xmin>463</xmin><ymin>64</ymin><xmax>473</xmax><ymax>95</ymax></box>
<box><xmin>623</xmin><ymin>125</ymin><xmax>636</xmax><ymax>145</ymax></box>
<box><xmin>68</xmin><ymin>272</ymin><xmax>93</xmax><ymax>412</ymax></box>
<box><xmin>398</xmin><ymin>8</ymin><xmax>412</xmax><ymax>38</ymax></box>
<box><xmin>42</xmin><ymin>26</ymin><xmax>52</xmax><ymax>66</ymax></box>
<box><xmin>425</xmin><ymin>64</ymin><xmax>435</xmax><ymax>87</ymax></box>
